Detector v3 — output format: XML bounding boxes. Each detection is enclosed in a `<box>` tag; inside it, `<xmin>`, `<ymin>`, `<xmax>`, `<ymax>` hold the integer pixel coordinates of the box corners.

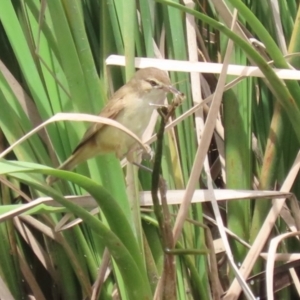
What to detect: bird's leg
<box><xmin>132</xmin><ymin>161</ymin><xmax>153</xmax><ymax>173</ymax></box>
<box><xmin>126</xmin><ymin>145</ymin><xmax>154</xmax><ymax>173</ymax></box>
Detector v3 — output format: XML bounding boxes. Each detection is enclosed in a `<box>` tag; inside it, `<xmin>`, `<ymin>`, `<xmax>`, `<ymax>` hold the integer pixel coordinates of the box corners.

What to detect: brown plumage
<box><xmin>46</xmin><ymin>67</ymin><xmax>180</xmax><ymax>184</ymax></box>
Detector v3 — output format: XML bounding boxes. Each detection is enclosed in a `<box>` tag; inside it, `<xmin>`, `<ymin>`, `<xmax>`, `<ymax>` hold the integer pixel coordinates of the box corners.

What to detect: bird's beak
<box><xmin>149</xmin><ymin>84</ymin><xmax>184</xmax><ymax>108</ymax></box>
<box><xmin>164</xmin><ymin>84</ymin><xmax>184</xmax><ymax>97</ymax></box>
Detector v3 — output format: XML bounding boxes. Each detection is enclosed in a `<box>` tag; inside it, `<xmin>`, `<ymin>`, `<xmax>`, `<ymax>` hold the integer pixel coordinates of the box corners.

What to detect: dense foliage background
<box><xmin>0</xmin><ymin>0</ymin><xmax>300</xmax><ymax>299</ymax></box>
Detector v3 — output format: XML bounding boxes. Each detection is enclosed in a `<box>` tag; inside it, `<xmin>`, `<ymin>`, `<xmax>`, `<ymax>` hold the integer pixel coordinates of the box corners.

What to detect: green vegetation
<box><xmin>0</xmin><ymin>1</ymin><xmax>300</xmax><ymax>299</ymax></box>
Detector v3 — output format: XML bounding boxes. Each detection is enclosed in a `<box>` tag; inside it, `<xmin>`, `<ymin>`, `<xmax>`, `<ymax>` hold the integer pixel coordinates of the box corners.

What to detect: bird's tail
<box><xmin>46</xmin><ymin>144</ymin><xmax>95</xmax><ymax>185</ymax></box>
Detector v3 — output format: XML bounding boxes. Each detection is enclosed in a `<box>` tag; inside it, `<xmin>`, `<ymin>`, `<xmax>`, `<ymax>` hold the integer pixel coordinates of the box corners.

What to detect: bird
<box><xmin>46</xmin><ymin>67</ymin><xmax>181</xmax><ymax>184</ymax></box>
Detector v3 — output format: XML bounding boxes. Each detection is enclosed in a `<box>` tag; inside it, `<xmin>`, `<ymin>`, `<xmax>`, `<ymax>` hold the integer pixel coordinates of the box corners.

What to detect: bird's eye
<box><xmin>147</xmin><ymin>79</ymin><xmax>159</xmax><ymax>87</ymax></box>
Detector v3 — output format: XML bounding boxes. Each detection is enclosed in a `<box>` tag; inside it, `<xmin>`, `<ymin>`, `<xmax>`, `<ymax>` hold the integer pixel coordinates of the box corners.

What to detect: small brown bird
<box><xmin>47</xmin><ymin>67</ymin><xmax>181</xmax><ymax>184</ymax></box>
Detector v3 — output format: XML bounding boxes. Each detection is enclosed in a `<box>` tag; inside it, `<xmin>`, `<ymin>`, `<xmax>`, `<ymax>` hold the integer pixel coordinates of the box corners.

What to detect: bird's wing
<box><xmin>72</xmin><ymin>93</ymin><xmax>127</xmax><ymax>154</ymax></box>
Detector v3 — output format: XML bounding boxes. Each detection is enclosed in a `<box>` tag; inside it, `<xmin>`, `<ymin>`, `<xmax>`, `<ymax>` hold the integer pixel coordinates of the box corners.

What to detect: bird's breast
<box><xmin>95</xmin><ymin>90</ymin><xmax>166</xmax><ymax>158</ymax></box>
<box><xmin>118</xmin><ymin>90</ymin><xmax>166</xmax><ymax>136</ymax></box>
